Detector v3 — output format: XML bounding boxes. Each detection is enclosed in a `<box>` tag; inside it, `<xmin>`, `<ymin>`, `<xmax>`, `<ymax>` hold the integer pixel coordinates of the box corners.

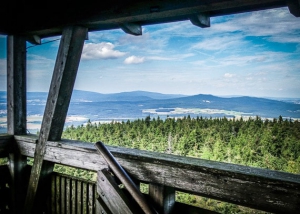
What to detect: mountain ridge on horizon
<box><xmin>1</xmin><ymin>90</ymin><xmax>299</xmax><ymax>101</ymax></box>
<box><xmin>1</xmin><ymin>90</ymin><xmax>300</xmax><ymax>134</ymax></box>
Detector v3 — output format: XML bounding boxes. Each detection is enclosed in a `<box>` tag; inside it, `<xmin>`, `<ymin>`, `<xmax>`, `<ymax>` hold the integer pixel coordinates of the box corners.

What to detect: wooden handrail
<box><xmin>1</xmin><ymin>134</ymin><xmax>300</xmax><ymax>213</ymax></box>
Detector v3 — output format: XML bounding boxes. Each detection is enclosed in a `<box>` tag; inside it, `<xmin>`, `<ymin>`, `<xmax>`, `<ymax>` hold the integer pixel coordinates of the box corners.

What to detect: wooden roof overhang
<box><xmin>1</xmin><ymin>0</ymin><xmax>299</xmax><ymax>38</ymax></box>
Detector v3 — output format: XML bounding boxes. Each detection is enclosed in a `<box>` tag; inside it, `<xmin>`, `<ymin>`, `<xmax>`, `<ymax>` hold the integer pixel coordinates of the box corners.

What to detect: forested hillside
<box><xmin>63</xmin><ymin>115</ymin><xmax>300</xmax><ymax>174</ymax></box>
<box><xmin>61</xmin><ymin>115</ymin><xmax>300</xmax><ymax>213</ymax></box>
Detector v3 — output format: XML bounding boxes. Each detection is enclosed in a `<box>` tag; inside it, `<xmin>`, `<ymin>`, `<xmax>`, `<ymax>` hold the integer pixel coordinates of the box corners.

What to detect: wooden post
<box><xmin>24</xmin><ymin>26</ymin><xmax>88</xmax><ymax>214</ymax></box>
<box><xmin>149</xmin><ymin>184</ymin><xmax>175</xmax><ymax>214</ymax></box>
<box><xmin>7</xmin><ymin>35</ymin><xmax>28</xmax><ymax>214</ymax></box>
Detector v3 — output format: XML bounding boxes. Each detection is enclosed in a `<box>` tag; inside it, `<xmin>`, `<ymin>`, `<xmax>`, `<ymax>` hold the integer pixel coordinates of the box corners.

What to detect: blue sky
<box><xmin>0</xmin><ymin>7</ymin><xmax>300</xmax><ymax>98</ymax></box>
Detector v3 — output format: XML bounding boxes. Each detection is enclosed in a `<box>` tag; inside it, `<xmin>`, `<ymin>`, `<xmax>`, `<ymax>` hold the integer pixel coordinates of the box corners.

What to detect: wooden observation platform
<box><xmin>0</xmin><ymin>0</ymin><xmax>300</xmax><ymax>213</ymax></box>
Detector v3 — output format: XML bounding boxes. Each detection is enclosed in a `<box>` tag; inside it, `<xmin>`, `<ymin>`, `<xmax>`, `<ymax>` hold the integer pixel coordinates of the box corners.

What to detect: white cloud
<box><xmin>147</xmin><ymin>53</ymin><xmax>194</xmax><ymax>61</ymax></box>
<box><xmin>212</xmin><ymin>8</ymin><xmax>300</xmax><ymax>43</ymax></box>
<box><xmin>27</xmin><ymin>54</ymin><xmax>54</xmax><ymax>66</ymax></box>
<box><xmin>124</xmin><ymin>56</ymin><xmax>145</xmax><ymax>64</ymax></box>
<box><xmin>192</xmin><ymin>35</ymin><xmax>246</xmax><ymax>51</ymax></box>
<box><xmin>82</xmin><ymin>42</ymin><xmax>126</xmax><ymax>60</ymax></box>
<box><xmin>224</xmin><ymin>73</ymin><xmax>234</xmax><ymax>78</ymax></box>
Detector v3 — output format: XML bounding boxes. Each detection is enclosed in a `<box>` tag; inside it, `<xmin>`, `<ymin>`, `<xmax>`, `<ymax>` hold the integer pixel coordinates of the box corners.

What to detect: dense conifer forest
<box><xmin>2</xmin><ymin>115</ymin><xmax>299</xmax><ymax>213</ymax></box>
<box><xmin>63</xmin><ymin>115</ymin><xmax>300</xmax><ymax>174</ymax></box>
<box><xmin>60</xmin><ymin>115</ymin><xmax>300</xmax><ymax>213</ymax></box>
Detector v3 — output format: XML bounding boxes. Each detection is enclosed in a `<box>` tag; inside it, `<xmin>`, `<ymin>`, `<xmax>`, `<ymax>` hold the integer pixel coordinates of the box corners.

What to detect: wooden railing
<box><xmin>0</xmin><ymin>134</ymin><xmax>300</xmax><ymax>213</ymax></box>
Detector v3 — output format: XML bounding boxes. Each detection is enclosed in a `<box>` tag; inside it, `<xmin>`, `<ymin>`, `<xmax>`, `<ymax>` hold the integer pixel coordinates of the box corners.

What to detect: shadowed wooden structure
<box><xmin>0</xmin><ymin>0</ymin><xmax>300</xmax><ymax>213</ymax></box>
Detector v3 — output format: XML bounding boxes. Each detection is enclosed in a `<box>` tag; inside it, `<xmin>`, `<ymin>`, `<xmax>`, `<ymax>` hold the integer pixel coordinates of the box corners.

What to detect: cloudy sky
<box><xmin>0</xmin><ymin>7</ymin><xmax>299</xmax><ymax>98</ymax></box>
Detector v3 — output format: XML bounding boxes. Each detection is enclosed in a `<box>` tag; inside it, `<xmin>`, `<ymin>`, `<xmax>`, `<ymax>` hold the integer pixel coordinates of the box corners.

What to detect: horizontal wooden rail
<box><xmin>1</xmin><ymin>134</ymin><xmax>300</xmax><ymax>213</ymax></box>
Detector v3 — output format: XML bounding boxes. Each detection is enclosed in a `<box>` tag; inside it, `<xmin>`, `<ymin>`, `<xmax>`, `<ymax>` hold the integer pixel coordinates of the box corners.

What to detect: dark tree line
<box><xmin>63</xmin><ymin>115</ymin><xmax>300</xmax><ymax>174</ymax></box>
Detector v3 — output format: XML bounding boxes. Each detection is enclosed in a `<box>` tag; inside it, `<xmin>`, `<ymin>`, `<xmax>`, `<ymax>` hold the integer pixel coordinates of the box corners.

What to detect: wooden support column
<box><xmin>7</xmin><ymin>35</ymin><xmax>28</xmax><ymax>214</ymax></box>
<box><xmin>149</xmin><ymin>184</ymin><xmax>175</xmax><ymax>214</ymax></box>
<box><xmin>24</xmin><ymin>26</ymin><xmax>87</xmax><ymax>214</ymax></box>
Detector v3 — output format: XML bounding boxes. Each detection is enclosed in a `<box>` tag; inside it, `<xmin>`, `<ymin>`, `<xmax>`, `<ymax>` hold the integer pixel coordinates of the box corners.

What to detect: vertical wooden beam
<box><xmin>7</xmin><ymin>35</ymin><xmax>27</xmax><ymax>135</ymax></box>
<box><xmin>7</xmin><ymin>35</ymin><xmax>28</xmax><ymax>214</ymax></box>
<box><xmin>24</xmin><ymin>26</ymin><xmax>87</xmax><ymax>214</ymax></box>
<box><xmin>149</xmin><ymin>184</ymin><xmax>175</xmax><ymax>214</ymax></box>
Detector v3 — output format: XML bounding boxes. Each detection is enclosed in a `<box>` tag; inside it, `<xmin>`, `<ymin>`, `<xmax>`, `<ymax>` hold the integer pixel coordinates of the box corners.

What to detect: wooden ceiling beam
<box><xmin>0</xmin><ymin>0</ymin><xmax>290</xmax><ymax>38</ymax></box>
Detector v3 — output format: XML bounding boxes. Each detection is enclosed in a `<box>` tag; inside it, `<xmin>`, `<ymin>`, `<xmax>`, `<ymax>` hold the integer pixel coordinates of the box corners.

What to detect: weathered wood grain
<box><xmin>14</xmin><ymin>135</ymin><xmax>300</xmax><ymax>213</ymax></box>
<box><xmin>149</xmin><ymin>184</ymin><xmax>175</xmax><ymax>214</ymax></box>
<box><xmin>6</xmin><ymin>35</ymin><xmax>28</xmax><ymax>214</ymax></box>
<box><xmin>97</xmin><ymin>169</ymin><xmax>139</xmax><ymax>214</ymax></box>
<box><xmin>24</xmin><ymin>25</ymin><xmax>88</xmax><ymax>214</ymax></box>
<box><xmin>7</xmin><ymin>35</ymin><xmax>26</xmax><ymax>135</ymax></box>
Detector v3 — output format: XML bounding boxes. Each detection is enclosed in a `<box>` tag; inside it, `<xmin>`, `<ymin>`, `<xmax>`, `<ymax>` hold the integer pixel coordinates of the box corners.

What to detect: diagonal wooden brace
<box><xmin>97</xmin><ymin>168</ymin><xmax>140</xmax><ymax>214</ymax></box>
<box><xmin>95</xmin><ymin>141</ymin><xmax>158</xmax><ymax>214</ymax></box>
<box><xmin>23</xmin><ymin>26</ymin><xmax>87</xmax><ymax>214</ymax></box>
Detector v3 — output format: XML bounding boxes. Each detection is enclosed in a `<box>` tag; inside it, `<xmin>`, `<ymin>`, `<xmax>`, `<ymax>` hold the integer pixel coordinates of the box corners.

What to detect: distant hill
<box><xmin>0</xmin><ymin>90</ymin><xmax>299</xmax><ymax>120</ymax></box>
<box><xmin>143</xmin><ymin>94</ymin><xmax>300</xmax><ymax>118</ymax></box>
<box><xmin>24</xmin><ymin>90</ymin><xmax>187</xmax><ymax>102</ymax></box>
<box><xmin>71</xmin><ymin>90</ymin><xmax>186</xmax><ymax>101</ymax></box>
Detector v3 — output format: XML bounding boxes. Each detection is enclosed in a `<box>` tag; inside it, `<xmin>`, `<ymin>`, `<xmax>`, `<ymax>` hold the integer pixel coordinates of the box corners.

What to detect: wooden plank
<box><xmin>77</xmin><ymin>180</ymin><xmax>82</xmax><ymax>214</ymax></box>
<box><xmin>61</xmin><ymin>176</ymin><xmax>66</xmax><ymax>214</ymax></box>
<box><xmin>1</xmin><ymin>0</ymin><xmax>288</xmax><ymax>37</ymax></box>
<box><xmin>97</xmin><ymin>169</ymin><xmax>140</xmax><ymax>214</ymax></box>
<box><xmin>51</xmin><ymin>174</ymin><xmax>56</xmax><ymax>214</ymax></box>
<box><xmin>66</xmin><ymin>177</ymin><xmax>72</xmax><ymax>214</ymax></box>
<box><xmin>71</xmin><ymin>179</ymin><xmax>77</xmax><ymax>214</ymax></box>
<box><xmin>6</xmin><ymin>35</ymin><xmax>28</xmax><ymax>214</ymax></box>
<box><xmin>24</xmin><ymin>25</ymin><xmax>87</xmax><ymax>214</ymax></box>
<box><xmin>95</xmin><ymin>194</ymin><xmax>112</xmax><ymax>214</ymax></box>
<box><xmin>87</xmin><ymin>183</ymin><xmax>95</xmax><ymax>214</ymax></box>
<box><xmin>15</xmin><ymin>136</ymin><xmax>300</xmax><ymax>213</ymax></box>
<box><xmin>82</xmin><ymin>182</ymin><xmax>87</xmax><ymax>213</ymax></box>
<box><xmin>7</xmin><ymin>35</ymin><xmax>27</xmax><ymax>135</ymax></box>
<box><xmin>56</xmin><ymin>175</ymin><xmax>61</xmax><ymax>214</ymax></box>
<box><xmin>149</xmin><ymin>184</ymin><xmax>175</xmax><ymax>214</ymax></box>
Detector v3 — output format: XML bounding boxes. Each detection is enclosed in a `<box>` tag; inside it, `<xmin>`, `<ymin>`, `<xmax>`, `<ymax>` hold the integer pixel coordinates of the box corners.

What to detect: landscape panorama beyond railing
<box><xmin>0</xmin><ymin>134</ymin><xmax>300</xmax><ymax>213</ymax></box>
